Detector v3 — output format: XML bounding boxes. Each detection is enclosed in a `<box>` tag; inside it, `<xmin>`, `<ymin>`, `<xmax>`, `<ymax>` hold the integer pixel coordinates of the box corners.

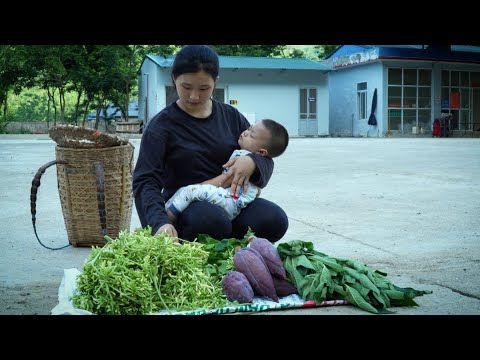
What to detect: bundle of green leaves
<box><xmin>277</xmin><ymin>240</ymin><xmax>432</xmax><ymax>314</ymax></box>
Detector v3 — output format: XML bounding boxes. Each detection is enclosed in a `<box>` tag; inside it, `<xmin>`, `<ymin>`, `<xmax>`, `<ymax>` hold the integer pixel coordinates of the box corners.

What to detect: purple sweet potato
<box><xmin>272</xmin><ymin>275</ymin><xmax>298</xmax><ymax>297</ymax></box>
<box><xmin>234</xmin><ymin>248</ymin><xmax>278</xmax><ymax>302</ymax></box>
<box><xmin>250</xmin><ymin>237</ymin><xmax>288</xmax><ymax>280</ymax></box>
<box><xmin>221</xmin><ymin>271</ymin><xmax>254</xmax><ymax>303</ymax></box>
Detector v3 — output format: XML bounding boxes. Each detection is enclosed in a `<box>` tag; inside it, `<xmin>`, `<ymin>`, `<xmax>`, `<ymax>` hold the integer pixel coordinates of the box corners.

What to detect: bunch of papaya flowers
<box><xmin>72</xmin><ymin>227</ymin><xmax>229</xmax><ymax>315</ymax></box>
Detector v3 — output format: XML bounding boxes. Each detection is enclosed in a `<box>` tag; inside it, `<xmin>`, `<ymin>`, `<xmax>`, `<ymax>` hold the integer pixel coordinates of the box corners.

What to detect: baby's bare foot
<box><xmin>166</xmin><ymin>208</ymin><xmax>177</xmax><ymax>223</ymax></box>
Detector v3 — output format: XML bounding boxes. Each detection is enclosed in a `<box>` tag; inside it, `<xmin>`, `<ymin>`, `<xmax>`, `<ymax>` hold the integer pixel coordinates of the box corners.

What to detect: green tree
<box><xmin>63</xmin><ymin>45</ymin><xmax>92</xmax><ymax>125</ymax></box>
<box><xmin>110</xmin><ymin>45</ymin><xmax>178</xmax><ymax>122</ymax></box>
<box><xmin>81</xmin><ymin>45</ymin><xmax>124</xmax><ymax>129</ymax></box>
<box><xmin>213</xmin><ymin>45</ymin><xmax>287</xmax><ymax>57</ymax></box>
<box><xmin>0</xmin><ymin>46</ymin><xmax>32</xmax><ymax>125</ymax></box>
<box><xmin>25</xmin><ymin>45</ymin><xmax>84</xmax><ymax>126</ymax></box>
<box><xmin>315</xmin><ymin>45</ymin><xmax>339</xmax><ymax>59</ymax></box>
<box><xmin>285</xmin><ymin>45</ymin><xmax>339</xmax><ymax>60</ymax></box>
<box><xmin>8</xmin><ymin>88</ymin><xmax>49</xmax><ymax>121</ymax></box>
<box><xmin>287</xmin><ymin>49</ymin><xmax>306</xmax><ymax>58</ymax></box>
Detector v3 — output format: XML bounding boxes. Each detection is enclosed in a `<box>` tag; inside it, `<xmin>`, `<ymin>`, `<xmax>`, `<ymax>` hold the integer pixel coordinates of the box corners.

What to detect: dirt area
<box><xmin>0</xmin><ymin>282</ymin><xmax>59</xmax><ymax>315</ymax></box>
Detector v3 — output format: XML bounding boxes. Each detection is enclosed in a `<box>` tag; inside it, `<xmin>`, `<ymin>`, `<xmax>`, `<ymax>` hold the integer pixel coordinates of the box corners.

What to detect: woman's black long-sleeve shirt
<box><xmin>132</xmin><ymin>100</ymin><xmax>274</xmax><ymax>234</ymax></box>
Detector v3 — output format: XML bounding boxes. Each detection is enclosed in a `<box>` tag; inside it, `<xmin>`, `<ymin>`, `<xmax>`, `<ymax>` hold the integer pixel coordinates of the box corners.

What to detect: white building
<box><xmin>138</xmin><ymin>55</ymin><xmax>332</xmax><ymax>137</ymax></box>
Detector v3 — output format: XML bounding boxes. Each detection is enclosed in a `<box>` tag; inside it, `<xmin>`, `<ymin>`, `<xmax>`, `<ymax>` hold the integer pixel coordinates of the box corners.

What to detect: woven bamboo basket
<box><xmin>55</xmin><ymin>144</ymin><xmax>134</xmax><ymax>247</ymax></box>
<box><xmin>31</xmin><ymin>126</ymin><xmax>134</xmax><ymax>248</ymax></box>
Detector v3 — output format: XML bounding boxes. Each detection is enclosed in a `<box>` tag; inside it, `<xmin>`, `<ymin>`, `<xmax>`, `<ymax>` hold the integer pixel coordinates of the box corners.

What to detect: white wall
<box><xmin>138</xmin><ymin>60</ymin><xmax>171</xmax><ymax>123</ymax></box>
<box><xmin>317</xmin><ymin>75</ymin><xmax>329</xmax><ymax>135</ymax></box>
<box><xmin>329</xmin><ymin>63</ymin><xmax>383</xmax><ymax>137</ymax></box>
<box><xmin>224</xmin><ymin>84</ymin><xmax>299</xmax><ymax>136</ymax></box>
<box><xmin>219</xmin><ymin>69</ymin><xmax>328</xmax><ymax>136</ymax></box>
<box><xmin>139</xmin><ymin>63</ymin><xmax>329</xmax><ymax>136</ymax></box>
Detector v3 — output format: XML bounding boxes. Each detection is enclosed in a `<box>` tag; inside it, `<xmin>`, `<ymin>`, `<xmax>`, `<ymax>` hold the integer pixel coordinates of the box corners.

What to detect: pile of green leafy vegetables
<box><xmin>277</xmin><ymin>240</ymin><xmax>432</xmax><ymax>314</ymax></box>
<box><xmin>72</xmin><ymin>227</ymin><xmax>230</xmax><ymax>315</ymax></box>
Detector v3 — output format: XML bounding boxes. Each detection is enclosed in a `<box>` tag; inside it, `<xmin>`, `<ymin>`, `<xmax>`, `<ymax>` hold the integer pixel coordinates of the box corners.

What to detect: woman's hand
<box><xmin>155</xmin><ymin>223</ymin><xmax>179</xmax><ymax>241</ymax></box>
<box><xmin>222</xmin><ymin>156</ymin><xmax>255</xmax><ymax>196</ymax></box>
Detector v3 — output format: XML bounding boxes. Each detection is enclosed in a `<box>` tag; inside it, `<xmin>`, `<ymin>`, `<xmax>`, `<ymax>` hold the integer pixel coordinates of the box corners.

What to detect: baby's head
<box><xmin>238</xmin><ymin>119</ymin><xmax>289</xmax><ymax>158</ymax></box>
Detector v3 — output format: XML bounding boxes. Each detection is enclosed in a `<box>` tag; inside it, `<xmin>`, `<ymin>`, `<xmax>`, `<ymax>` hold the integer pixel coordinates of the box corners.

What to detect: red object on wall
<box><xmin>450</xmin><ymin>91</ymin><xmax>460</xmax><ymax>109</ymax></box>
<box><xmin>432</xmin><ymin>119</ymin><xmax>440</xmax><ymax>137</ymax></box>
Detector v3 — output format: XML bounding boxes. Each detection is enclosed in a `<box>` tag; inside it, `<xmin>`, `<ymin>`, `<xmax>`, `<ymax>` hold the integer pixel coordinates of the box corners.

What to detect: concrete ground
<box><xmin>0</xmin><ymin>135</ymin><xmax>479</xmax><ymax>315</ymax></box>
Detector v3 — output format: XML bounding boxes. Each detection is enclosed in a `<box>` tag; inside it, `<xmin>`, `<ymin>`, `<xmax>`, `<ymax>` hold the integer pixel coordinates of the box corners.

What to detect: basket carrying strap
<box><xmin>31</xmin><ymin>159</ymin><xmax>109</xmax><ymax>250</ymax></box>
<box><xmin>31</xmin><ymin>160</ymin><xmax>70</xmax><ymax>250</ymax></box>
<box><xmin>94</xmin><ymin>161</ymin><xmax>107</xmax><ymax>238</ymax></box>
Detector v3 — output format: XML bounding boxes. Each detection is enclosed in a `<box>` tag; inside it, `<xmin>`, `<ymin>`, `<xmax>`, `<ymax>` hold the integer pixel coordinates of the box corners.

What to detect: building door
<box><xmin>472</xmin><ymin>88</ymin><xmax>480</xmax><ymax>131</ymax></box>
<box><xmin>299</xmin><ymin>88</ymin><xmax>318</xmax><ymax>136</ymax></box>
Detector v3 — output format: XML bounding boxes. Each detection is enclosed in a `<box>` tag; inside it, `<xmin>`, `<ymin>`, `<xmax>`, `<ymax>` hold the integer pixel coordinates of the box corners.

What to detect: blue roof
<box><xmin>146</xmin><ymin>54</ymin><xmax>332</xmax><ymax>71</ymax></box>
<box><xmin>326</xmin><ymin>45</ymin><xmax>430</xmax><ymax>59</ymax></box>
<box><xmin>326</xmin><ymin>45</ymin><xmax>480</xmax><ymax>64</ymax></box>
<box><xmin>87</xmin><ymin>100</ymin><xmax>138</xmax><ymax>120</ymax></box>
<box><xmin>450</xmin><ymin>45</ymin><xmax>480</xmax><ymax>53</ymax></box>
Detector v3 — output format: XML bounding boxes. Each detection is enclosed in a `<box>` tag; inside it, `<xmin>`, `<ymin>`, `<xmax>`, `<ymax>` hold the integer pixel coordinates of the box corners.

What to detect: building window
<box><xmin>441</xmin><ymin>70</ymin><xmax>474</xmax><ymax>131</ymax></box>
<box><xmin>387</xmin><ymin>68</ymin><xmax>432</xmax><ymax>133</ymax></box>
<box><xmin>357</xmin><ymin>82</ymin><xmax>367</xmax><ymax>121</ymax></box>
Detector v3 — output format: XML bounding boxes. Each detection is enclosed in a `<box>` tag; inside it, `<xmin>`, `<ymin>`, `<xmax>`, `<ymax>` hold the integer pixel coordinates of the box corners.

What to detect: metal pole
<box><xmin>145</xmin><ymin>73</ymin><xmax>149</xmax><ymax>124</ymax></box>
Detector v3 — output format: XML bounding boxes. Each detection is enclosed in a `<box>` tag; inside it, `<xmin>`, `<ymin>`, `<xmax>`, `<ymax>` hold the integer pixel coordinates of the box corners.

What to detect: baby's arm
<box><xmin>202</xmin><ymin>173</ymin><xmax>261</xmax><ymax>197</ymax></box>
<box><xmin>201</xmin><ymin>172</ymin><xmax>233</xmax><ymax>188</ymax></box>
<box><xmin>201</xmin><ymin>149</ymin><xmax>245</xmax><ymax>189</ymax></box>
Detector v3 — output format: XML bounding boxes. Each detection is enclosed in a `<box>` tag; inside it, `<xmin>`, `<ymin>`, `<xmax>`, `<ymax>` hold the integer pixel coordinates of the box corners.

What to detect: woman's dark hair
<box><xmin>171</xmin><ymin>45</ymin><xmax>219</xmax><ymax>80</ymax></box>
<box><xmin>261</xmin><ymin>119</ymin><xmax>289</xmax><ymax>158</ymax></box>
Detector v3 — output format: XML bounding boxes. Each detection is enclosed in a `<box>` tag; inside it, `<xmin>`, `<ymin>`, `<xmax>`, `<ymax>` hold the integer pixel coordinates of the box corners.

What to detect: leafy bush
<box><xmin>8</xmin><ymin>87</ymin><xmax>85</xmax><ymax>122</ymax></box>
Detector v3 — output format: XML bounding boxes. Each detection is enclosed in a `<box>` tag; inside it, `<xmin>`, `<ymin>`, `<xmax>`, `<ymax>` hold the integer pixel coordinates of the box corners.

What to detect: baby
<box><xmin>166</xmin><ymin>119</ymin><xmax>289</xmax><ymax>222</ymax></box>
